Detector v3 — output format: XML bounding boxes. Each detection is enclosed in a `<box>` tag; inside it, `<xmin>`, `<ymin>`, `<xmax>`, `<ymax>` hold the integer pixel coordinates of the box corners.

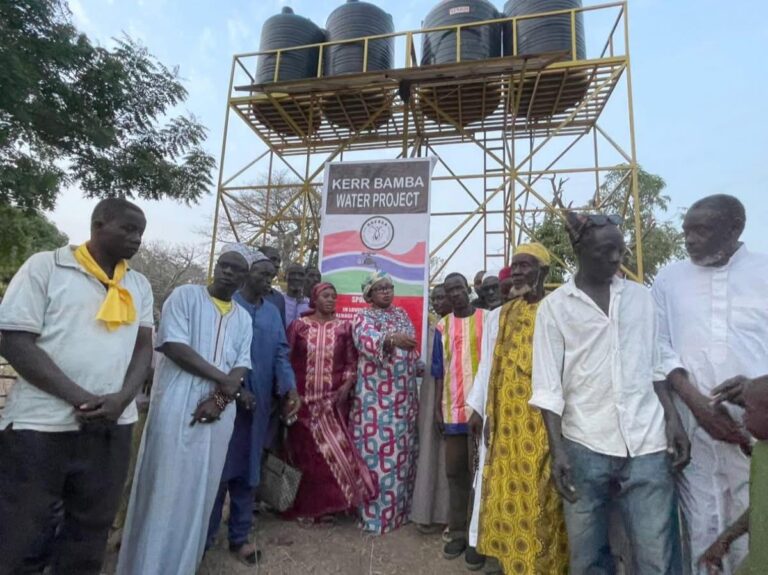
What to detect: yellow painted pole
<box><xmin>456</xmin><ymin>26</ymin><xmax>461</xmax><ymax>62</ymax></box>
<box><xmin>222</xmin><ymin>150</ymin><xmax>270</xmax><ymax>188</ymax></box>
<box><xmin>571</xmin><ymin>10</ymin><xmax>577</xmax><ymax>60</ymax></box>
<box><xmin>512</xmin><ymin>17</ymin><xmax>518</xmax><ymax>56</ymax></box>
<box><xmin>208</xmin><ymin>56</ymin><xmax>237</xmax><ymax>279</ymax></box>
<box><xmin>405</xmin><ymin>32</ymin><xmax>413</xmax><ymax>68</ymax></box>
<box><xmin>623</xmin><ymin>2</ymin><xmax>644</xmax><ymax>281</ymax></box>
<box><xmin>264</xmin><ymin>151</ymin><xmax>274</xmax><ymax>244</ymax></box>
<box><xmin>593</xmin><ymin>125</ymin><xmax>601</xmax><ymax>205</ymax></box>
<box><xmin>274</xmin><ymin>50</ymin><xmax>282</xmax><ymax>83</ymax></box>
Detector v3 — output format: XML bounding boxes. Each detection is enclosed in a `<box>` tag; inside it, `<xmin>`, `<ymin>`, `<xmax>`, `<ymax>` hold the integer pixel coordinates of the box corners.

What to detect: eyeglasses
<box><xmin>371</xmin><ymin>284</ymin><xmax>394</xmax><ymax>294</ymax></box>
<box><xmin>573</xmin><ymin>214</ymin><xmax>623</xmax><ymax>244</ymax></box>
<box><xmin>586</xmin><ymin>214</ymin><xmax>623</xmax><ymax>226</ymax></box>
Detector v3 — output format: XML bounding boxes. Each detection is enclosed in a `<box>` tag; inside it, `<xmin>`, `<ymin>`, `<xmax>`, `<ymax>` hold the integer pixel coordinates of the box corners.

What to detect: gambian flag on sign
<box><xmin>319</xmin><ymin>158</ymin><xmax>435</xmax><ymax>359</ymax></box>
<box><xmin>322</xmin><ymin>231</ymin><xmax>426</xmax><ymax>297</ymax></box>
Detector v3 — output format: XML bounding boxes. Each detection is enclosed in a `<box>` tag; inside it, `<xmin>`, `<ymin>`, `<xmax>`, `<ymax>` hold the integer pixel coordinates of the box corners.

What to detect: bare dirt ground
<box><xmin>198</xmin><ymin>513</ymin><xmax>471</xmax><ymax>575</ymax></box>
<box><xmin>104</xmin><ymin>511</ymin><xmax>476</xmax><ymax>575</ymax></box>
<box><xmin>4</xmin><ymin>374</ymin><xmax>472</xmax><ymax>575</ymax></box>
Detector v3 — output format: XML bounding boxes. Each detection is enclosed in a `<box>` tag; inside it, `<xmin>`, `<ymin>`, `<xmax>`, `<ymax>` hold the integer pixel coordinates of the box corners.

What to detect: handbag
<box><xmin>259</xmin><ymin>428</ymin><xmax>302</xmax><ymax>512</ymax></box>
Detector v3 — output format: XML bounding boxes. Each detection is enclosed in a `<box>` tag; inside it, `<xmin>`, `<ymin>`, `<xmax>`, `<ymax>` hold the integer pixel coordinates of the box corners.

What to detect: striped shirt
<box><xmin>431</xmin><ymin>308</ymin><xmax>484</xmax><ymax>434</ymax></box>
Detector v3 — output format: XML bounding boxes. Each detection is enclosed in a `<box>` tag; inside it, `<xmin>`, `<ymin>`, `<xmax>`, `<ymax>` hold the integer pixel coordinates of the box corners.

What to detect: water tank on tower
<box><xmin>322</xmin><ymin>0</ymin><xmax>395</xmax><ymax>131</ymax></box>
<box><xmin>251</xmin><ymin>7</ymin><xmax>326</xmax><ymax>138</ymax></box>
<box><xmin>505</xmin><ymin>0</ymin><xmax>585</xmax><ymax>58</ymax></box>
<box><xmin>419</xmin><ymin>0</ymin><xmax>503</xmax><ymax>128</ymax></box>
<box><xmin>256</xmin><ymin>7</ymin><xmax>326</xmax><ymax>83</ymax></box>
<box><xmin>503</xmin><ymin>0</ymin><xmax>588</xmax><ymax>118</ymax></box>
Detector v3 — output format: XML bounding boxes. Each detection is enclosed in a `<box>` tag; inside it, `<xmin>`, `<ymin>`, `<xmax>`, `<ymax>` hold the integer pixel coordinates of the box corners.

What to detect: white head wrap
<box><xmin>220</xmin><ymin>243</ymin><xmax>257</xmax><ymax>266</ymax></box>
<box><xmin>251</xmin><ymin>250</ymin><xmax>271</xmax><ymax>264</ymax></box>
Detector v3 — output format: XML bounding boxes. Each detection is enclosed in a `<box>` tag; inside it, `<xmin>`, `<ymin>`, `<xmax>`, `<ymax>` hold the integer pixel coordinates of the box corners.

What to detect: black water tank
<box><xmin>252</xmin><ymin>7</ymin><xmax>325</xmax><ymax>139</ymax></box>
<box><xmin>504</xmin><ymin>0</ymin><xmax>585</xmax><ymax>59</ymax></box>
<box><xmin>503</xmin><ymin>0</ymin><xmax>588</xmax><ymax>119</ymax></box>
<box><xmin>419</xmin><ymin>0</ymin><xmax>503</xmax><ymax>128</ymax></box>
<box><xmin>325</xmin><ymin>0</ymin><xmax>394</xmax><ymax>75</ymax></box>
<box><xmin>421</xmin><ymin>0</ymin><xmax>502</xmax><ymax>66</ymax></box>
<box><xmin>256</xmin><ymin>7</ymin><xmax>326</xmax><ymax>84</ymax></box>
<box><xmin>322</xmin><ymin>0</ymin><xmax>395</xmax><ymax>131</ymax></box>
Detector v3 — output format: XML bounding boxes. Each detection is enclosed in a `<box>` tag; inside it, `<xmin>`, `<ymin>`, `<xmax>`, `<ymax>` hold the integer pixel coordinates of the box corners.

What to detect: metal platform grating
<box><xmin>230</xmin><ymin>54</ymin><xmax>626</xmax><ymax>156</ymax></box>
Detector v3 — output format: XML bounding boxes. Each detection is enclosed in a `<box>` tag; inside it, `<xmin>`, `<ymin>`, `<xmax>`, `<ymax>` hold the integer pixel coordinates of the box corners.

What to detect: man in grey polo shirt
<box><xmin>0</xmin><ymin>198</ymin><xmax>154</xmax><ymax>575</ymax></box>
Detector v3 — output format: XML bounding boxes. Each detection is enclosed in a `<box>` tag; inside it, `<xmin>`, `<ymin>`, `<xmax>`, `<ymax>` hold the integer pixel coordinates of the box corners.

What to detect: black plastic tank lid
<box><xmin>281</xmin><ymin>6</ymin><xmax>293</xmax><ymax>13</ymax></box>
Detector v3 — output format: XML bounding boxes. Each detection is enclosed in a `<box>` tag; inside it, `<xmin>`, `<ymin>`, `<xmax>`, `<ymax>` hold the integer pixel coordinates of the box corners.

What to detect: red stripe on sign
<box><xmin>334</xmin><ymin>294</ymin><xmax>426</xmax><ymax>360</ymax></box>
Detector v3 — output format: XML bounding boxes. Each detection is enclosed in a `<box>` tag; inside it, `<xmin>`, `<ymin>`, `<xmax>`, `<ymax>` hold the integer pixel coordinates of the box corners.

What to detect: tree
<box><xmin>129</xmin><ymin>241</ymin><xmax>207</xmax><ymax>321</ymax></box>
<box><xmin>1</xmin><ymin>0</ymin><xmax>216</xmax><ymax>213</ymax></box>
<box><xmin>219</xmin><ymin>171</ymin><xmax>320</xmax><ymax>269</ymax></box>
<box><xmin>0</xmin><ymin>205</ymin><xmax>68</xmax><ymax>294</ymax></box>
<box><xmin>429</xmin><ymin>255</ymin><xmax>447</xmax><ymax>283</ymax></box>
<box><xmin>532</xmin><ymin>166</ymin><xmax>684</xmax><ymax>284</ymax></box>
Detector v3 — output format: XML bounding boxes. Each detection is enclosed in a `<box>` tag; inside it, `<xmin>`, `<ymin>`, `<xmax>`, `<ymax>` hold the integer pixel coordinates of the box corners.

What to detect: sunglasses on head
<box><xmin>573</xmin><ymin>214</ymin><xmax>623</xmax><ymax>244</ymax></box>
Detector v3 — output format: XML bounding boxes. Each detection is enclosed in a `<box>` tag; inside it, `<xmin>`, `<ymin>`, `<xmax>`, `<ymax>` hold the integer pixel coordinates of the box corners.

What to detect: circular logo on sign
<box><xmin>360</xmin><ymin>216</ymin><xmax>394</xmax><ymax>251</ymax></box>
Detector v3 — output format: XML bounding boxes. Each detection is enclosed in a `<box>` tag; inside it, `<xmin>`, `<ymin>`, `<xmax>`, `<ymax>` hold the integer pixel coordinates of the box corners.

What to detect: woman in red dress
<box><xmin>285</xmin><ymin>283</ymin><xmax>377</xmax><ymax>522</ymax></box>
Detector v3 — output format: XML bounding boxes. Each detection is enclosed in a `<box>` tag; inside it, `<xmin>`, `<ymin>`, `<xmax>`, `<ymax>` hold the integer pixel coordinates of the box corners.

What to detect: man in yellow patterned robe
<box><xmin>468</xmin><ymin>243</ymin><xmax>569</xmax><ymax>574</ymax></box>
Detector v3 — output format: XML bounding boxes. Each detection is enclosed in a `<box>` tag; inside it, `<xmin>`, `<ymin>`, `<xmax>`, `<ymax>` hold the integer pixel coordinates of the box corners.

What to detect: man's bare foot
<box><xmin>229</xmin><ymin>541</ymin><xmax>261</xmax><ymax>565</ymax></box>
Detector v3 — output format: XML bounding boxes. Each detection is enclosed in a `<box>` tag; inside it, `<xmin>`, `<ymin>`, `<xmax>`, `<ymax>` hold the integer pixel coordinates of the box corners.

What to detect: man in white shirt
<box><xmin>0</xmin><ymin>199</ymin><xmax>154</xmax><ymax>575</ymax></box>
<box><xmin>530</xmin><ymin>212</ymin><xmax>689</xmax><ymax>574</ymax></box>
<box><xmin>652</xmin><ymin>194</ymin><xmax>768</xmax><ymax>574</ymax></box>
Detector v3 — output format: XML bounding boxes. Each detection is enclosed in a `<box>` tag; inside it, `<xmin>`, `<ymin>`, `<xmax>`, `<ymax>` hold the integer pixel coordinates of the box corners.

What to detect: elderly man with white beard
<box><xmin>653</xmin><ymin>194</ymin><xmax>768</xmax><ymax>574</ymax></box>
<box><xmin>467</xmin><ymin>243</ymin><xmax>569</xmax><ymax>575</ymax></box>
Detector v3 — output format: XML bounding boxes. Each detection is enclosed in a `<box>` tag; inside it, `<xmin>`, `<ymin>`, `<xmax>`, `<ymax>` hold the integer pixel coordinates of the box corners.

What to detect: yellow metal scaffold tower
<box><xmin>209</xmin><ymin>1</ymin><xmax>645</xmax><ymax>282</ymax></box>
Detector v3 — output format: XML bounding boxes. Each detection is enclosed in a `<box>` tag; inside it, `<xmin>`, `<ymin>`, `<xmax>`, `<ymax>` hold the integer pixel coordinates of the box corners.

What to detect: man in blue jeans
<box><xmin>529</xmin><ymin>211</ymin><xmax>690</xmax><ymax>574</ymax></box>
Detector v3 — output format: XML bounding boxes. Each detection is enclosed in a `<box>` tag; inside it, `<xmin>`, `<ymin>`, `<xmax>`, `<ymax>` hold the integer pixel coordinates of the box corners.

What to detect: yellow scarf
<box><xmin>73</xmin><ymin>244</ymin><xmax>136</xmax><ymax>331</ymax></box>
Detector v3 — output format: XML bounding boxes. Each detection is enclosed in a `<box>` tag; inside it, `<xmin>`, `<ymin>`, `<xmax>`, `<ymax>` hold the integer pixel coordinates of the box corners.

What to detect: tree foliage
<box><xmin>0</xmin><ymin>205</ymin><xmax>68</xmax><ymax>294</ymax></box>
<box><xmin>0</xmin><ymin>0</ymin><xmax>216</xmax><ymax>212</ymax></box>
<box><xmin>532</xmin><ymin>166</ymin><xmax>685</xmax><ymax>284</ymax></box>
<box><xmin>129</xmin><ymin>241</ymin><xmax>207</xmax><ymax>321</ymax></box>
<box><xmin>430</xmin><ymin>255</ymin><xmax>447</xmax><ymax>284</ymax></box>
<box><xmin>219</xmin><ymin>171</ymin><xmax>320</xmax><ymax>269</ymax></box>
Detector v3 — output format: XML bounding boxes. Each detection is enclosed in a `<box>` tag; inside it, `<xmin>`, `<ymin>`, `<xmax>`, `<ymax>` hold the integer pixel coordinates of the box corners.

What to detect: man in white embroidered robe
<box><xmin>653</xmin><ymin>194</ymin><xmax>768</xmax><ymax>574</ymax></box>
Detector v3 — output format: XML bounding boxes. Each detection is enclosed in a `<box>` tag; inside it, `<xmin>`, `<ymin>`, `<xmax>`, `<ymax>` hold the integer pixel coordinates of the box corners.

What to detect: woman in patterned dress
<box><xmin>351</xmin><ymin>271</ymin><xmax>420</xmax><ymax>534</ymax></box>
<box><xmin>284</xmin><ymin>283</ymin><xmax>377</xmax><ymax>522</ymax></box>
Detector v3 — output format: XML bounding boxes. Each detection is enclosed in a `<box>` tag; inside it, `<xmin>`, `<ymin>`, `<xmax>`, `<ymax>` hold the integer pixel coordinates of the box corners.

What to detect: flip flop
<box><xmin>297</xmin><ymin>517</ymin><xmax>314</xmax><ymax>529</ymax></box>
<box><xmin>297</xmin><ymin>515</ymin><xmax>336</xmax><ymax>529</ymax></box>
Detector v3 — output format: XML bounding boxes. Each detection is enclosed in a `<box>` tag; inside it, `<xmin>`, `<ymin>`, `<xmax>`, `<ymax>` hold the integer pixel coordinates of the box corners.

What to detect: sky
<box><xmin>54</xmin><ymin>0</ymin><xmax>768</xmax><ymax>274</ymax></box>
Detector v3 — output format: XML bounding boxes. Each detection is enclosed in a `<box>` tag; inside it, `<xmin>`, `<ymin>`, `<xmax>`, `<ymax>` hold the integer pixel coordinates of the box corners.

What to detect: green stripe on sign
<box><xmin>322</xmin><ymin>270</ymin><xmax>425</xmax><ymax>297</ymax></box>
